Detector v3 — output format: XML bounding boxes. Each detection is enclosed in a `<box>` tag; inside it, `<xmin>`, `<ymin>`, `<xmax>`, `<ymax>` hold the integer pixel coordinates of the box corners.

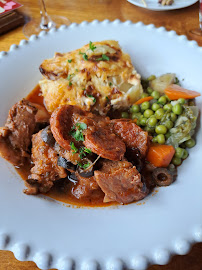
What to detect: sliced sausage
<box><xmin>84</xmin><ymin>127</ymin><xmax>126</xmax><ymax>161</ymax></box>
<box><xmin>50</xmin><ymin>105</ymin><xmax>84</xmax><ymax>151</ymax></box>
<box><xmin>112</xmin><ymin>119</ymin><xmax>150</xmax><ymax>157</ymax></box>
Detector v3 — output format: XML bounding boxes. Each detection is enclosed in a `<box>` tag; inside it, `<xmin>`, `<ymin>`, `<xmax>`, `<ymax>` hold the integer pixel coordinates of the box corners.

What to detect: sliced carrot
<box><xmin>146</xmin><ymin>143</ymin><xmax>175</xmax><ymax>167</ymax></box>
<box><xmin>135</xmin><ymin>96</ymin><xmax>153</xmax><ymax>105</ymax></box>
<box><xmin>164</xmin><ymin>84</ymin><xmax>201</xmax><ymax>100</ymax></box>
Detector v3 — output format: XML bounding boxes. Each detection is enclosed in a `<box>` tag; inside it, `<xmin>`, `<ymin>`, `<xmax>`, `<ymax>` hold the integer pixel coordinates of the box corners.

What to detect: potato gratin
<box><xmin>39</xmin><ymin>40</ymin><xmax>143</xmax><ymax>115</ymax></box>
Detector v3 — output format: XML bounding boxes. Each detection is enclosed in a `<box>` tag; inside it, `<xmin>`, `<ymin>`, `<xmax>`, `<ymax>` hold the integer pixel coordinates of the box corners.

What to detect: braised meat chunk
<box><xmin>0</xmin><ymin>99</ymin><xmax>37</xmax><ymax>166</ymax></box>
<box><xmin>94</xmin><ymin>160</ymin><xmax>148</xmax><ymax>204</ymax></box>
<box><xmin>112</xmin><ymin>119</ymin><xmax>150</xmax><ymax>157</ymax></box>
<box><xmin>72</xmin><ymin>173</ymin><xmax>102</xmax><ymax>200</ymax></box>
<box><xmin>26</xmin><ymin>129</ymin><xmax>67</xmax><ymax>194</ymax></box>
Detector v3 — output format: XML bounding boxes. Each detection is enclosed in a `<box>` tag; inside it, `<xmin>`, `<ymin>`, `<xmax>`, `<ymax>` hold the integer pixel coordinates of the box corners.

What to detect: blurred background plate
<box><xmin>127</xmin><ymin>0</ymin><xmax>198</xmax><ymax>11</ymax></box>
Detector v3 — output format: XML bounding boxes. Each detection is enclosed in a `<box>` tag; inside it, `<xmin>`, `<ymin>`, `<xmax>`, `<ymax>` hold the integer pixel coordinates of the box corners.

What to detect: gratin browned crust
<box><xmin>39</xmin><ymin>40</ymin><xmax>143</xmax><ymax>115</ymax></box>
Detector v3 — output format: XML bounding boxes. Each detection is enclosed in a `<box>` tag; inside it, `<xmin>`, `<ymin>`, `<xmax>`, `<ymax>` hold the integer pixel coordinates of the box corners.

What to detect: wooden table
<box><xmin>0</xmin><ymin>0</ymin><xmax>201</xmax><ymax>269</ymax></box>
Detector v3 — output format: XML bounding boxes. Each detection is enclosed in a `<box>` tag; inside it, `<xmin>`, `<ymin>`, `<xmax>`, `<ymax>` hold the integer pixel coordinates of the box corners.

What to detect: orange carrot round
<box><xmin>164</xmin><ymin>84</ymin><xmax>201</xmax><ymax>100</ymax></box>
<box><xmin>146</xmin><ymin>143</ymin><xmax>175</xmax><ymax>167</ymax></box>
<box><xmin>135</xmin><ymin>96</ymin><xmax>153</xmax><ymax>105</ymax></box>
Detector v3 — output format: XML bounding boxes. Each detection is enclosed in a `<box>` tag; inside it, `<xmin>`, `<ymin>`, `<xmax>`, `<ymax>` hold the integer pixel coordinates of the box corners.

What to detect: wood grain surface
<box><xmin>0</xmin><ymin>0</ymin><xmax>201</xmax><ymax>269</ymax></box>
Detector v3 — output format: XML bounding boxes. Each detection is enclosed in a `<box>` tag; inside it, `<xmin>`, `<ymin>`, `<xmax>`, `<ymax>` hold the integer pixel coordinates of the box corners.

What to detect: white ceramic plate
<box><xmin>127</xmin><ymin>0</ymin><xmax>198</xmax><ymax>11</ymax></box>
<box><xmin>0</xmin><ymin>20</ymin><xmax>202</xmax><ymax>270</ymax></box>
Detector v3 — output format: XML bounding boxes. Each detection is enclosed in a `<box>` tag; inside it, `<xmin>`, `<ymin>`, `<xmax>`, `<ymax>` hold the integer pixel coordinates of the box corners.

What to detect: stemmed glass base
<box><xmin>23</xmin><ymin>15</ymin><xmax>71</xmax><ymax>38</ymax></box>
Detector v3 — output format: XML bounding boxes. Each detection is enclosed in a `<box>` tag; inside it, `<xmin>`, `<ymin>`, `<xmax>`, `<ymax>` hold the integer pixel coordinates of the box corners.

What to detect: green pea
<box><xmin>151</xmin><ymin>103</ymin><xmax>161</xmax><ymax>112</ymax></box>
<box><xmin>163</xmin><ymin>104</ymin><xmax>173</xmax><ymax>112</ymax></box>
<box><xmin>141</xmin><ymin>93</ymin><xmax>149</xmax><ymax>98</ymax></box>
<box><xmin>155</xmin><ymin>108</ymin><xmax>165</xmax><ymax>120</ymax></box>
<box><xmin>180</xmin><ymin>142</ymin><xmax>186</xmax><ymax>148</ymax></box>
<box><xmin>148</xmin><ymin>117</ymin><xmax>157</xmax><ymax>127</ymax></box>
<box><xmin>141</xmin><ymin>101</ymin><xmax>150</xmax><ymax>111</ymax></box>
<box><xmin>172</xmin><ymin>156</ymin><xmax>182</xmax><ymax>166</ymax></box>
<box><xmin>156</xmin><ymin>134</ymin><xmax>165</xmax><ymax>144</ymax></box>
<box><xmin>165</xmin><ymin>95</ymin><xmax>171</xmax><ymax>102</ymax></box>
<box><xmin>132</xmin><ymin>112</ymin><xmax>142</xmax><ymax>120</ymax></box>
<box><xmin>158</xmin><ymin>96</ymin><xmax>167</xmax><ymax>105</ymax></box>
<box><xmin>152</xmin><ymin>136</ymin><xmax>158</xmax><ymax>143</ymax></box>
<box><xmin>144</xmin><ymin>109</ymin><xmax>154</xmax><ymax>118</ymax></box>
<box><xmin>174</xmin><ymin>147</ymin><xmax>185</xmax><ymax>159</ymax></box>
<box><xmin>172</xmin><ymin>104</ymin><xmax>183</xmax><ymax>115</ymax></box>
<box><xmin>121</xmin><ymin>112</ymin><xmax>129</xmax><ymax>118</ymax></box>
<box><xmin>165</xmin><ymin>120</ymin><xmax>174</xmax><ymax>129</ymax></box>
<box><xmin>155</xmin><ymin>125</ymin><xmax>167</xmax><ymax>134</ymax></box>
<box><xmin>182</xmin><ymin>149</ymin><xmax>189</xmax><ymax>159</ymax></box>
<box><xmin>147</xmin><ymin>87</ymin><xmax>153</xmax><ymax>94</ymax></box>
<box><xmin>185</xmin><ymin>138</ymin><xmax>196</xmax><ymax>148</ymax></box>
<box><xmin>130</xmin><ymin>104</ymin><xmax>140</xmax><ymax>113</ymax></box>
<box><xmin>151</xmin><ymin>91</ymin><xmax>160</xmax><ymax>100</ymax></box>
<box><xmin>140</xmin><ymin>117</ymin><xmax>147</xmax><ymax>126</ymax></box>
<box><xmin>178</xmin><ymin>98</ymin><xmax>186</xmax><ymax>105</ymax></box>
<box><xmin>147</xmin><ymin>75</ymin><xmax>156</xmax><ymax>81</ymax></box>
<box><xmin>170</xmin><ymin>113</ymin><xmax>177</xmax><ymax>122</ymax></box>
<box><xmin>144</xmin><ymin>126</ymin><xmax>154</xmax><ymax>133</ymax></box>
<box><xmin>136</xmin><ymin>120</ymin><xmax>141</xmax><ymax>126</ymax></box>
<box><xmin>165</xmin><ymin>132</ymin><xmax>171</xmax><ymax>140</ymax></box>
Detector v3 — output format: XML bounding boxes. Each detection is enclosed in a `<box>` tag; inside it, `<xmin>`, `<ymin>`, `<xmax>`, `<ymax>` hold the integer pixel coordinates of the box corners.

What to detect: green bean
<box><xmin>185</xmin><ymin>138</ymin><xmax>196</xmax><ymax>148</ymax></box>
<box><xmin>156</xmin><ymin>134</ymin><xmax>165</xmax><ymax>144</ymax></box>
<box><xmin>144</xmin><ymin>109</ymin><xmax>154</xmax><ymax>118</ymax></box>
<box><xmin>155</xmin><ymin>125</ymin><xmax>167</xmax><ymax>134</ymax></box>
<box><xmin>172</xmin><ymin>104</ymin><xmax>183</xmax><ymax>115</ymax></box>
<box><xmin>151</xmin><ymin>91</ymin><xmax>160</xmax><ymax>100</ymax></box>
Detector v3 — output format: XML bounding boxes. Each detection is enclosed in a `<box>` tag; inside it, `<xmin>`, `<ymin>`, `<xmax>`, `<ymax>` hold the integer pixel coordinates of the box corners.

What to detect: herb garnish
<box><xmin>97</xmin><ymin>54</ymin><xmax>110</xmax><ymax>61</ymax></box>
<box><xmin>69</xmin><ymin>82</ymin><xmax>72</xmax><ymax>86</ymax></box>
<box><xmin>67</xmin><ymin>73</ymin><xmax>75</xmax><ymax>80</ymax></box>
<box><xmin>87</xmin><ymin>94</ymin><xmax>96</xmax><ymax>103</ymax></box>
<box><xmin>79</xmin><ymin>51</ymin><xmax>88</xmax><ymax>61</ymax></box>
<box><xmin>70</xmin><ymin>142</ymin><xmax>78</xmax><ymax>154</ymax></box>
<box><xmin>79</xmin><ymin>147</ymin><xmax>92</xmax><ymax>159</ymax></box>
<box><xmin>77</xmin><ymin>161</ymin><xmax>90</xmax><ymax>169</ymax></box>
<box><xmin>69</xmin><ymin>122</ymin><xmax>87</xmax><ymax>142</ymax></box>
<box><xmin>89</xmin><ymin>41</ymin><xmax>96</xmax><ymax>52</ymax></box>
<box><xmin>109</xmin><ymin>82</ymin><xmax>112</xmax><ymax>87</ymax></box>
<box><xmin>106</xmin><ymin>96</ymin><xmax>109</xmax><ymax>101</ymax></box>
<box><xmin>68</xmin><ymin>59</ymin><xmax>72</xmax><ymax>63</ymax></box>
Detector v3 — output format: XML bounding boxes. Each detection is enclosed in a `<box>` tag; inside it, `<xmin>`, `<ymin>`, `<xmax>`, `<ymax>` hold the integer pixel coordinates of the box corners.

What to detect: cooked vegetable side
<box><xmin>0</xmin><ymin>41</ymin><xmax>200</xmax><ymax>207</ymax></box>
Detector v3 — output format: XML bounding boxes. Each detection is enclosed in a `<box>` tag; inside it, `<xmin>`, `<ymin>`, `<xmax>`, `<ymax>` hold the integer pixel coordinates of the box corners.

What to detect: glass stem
<box><xmin>38</xmin><ymin>0</ymin><xmax>54</xmax><ymax>30</ymax></box>
<box><xmin>200</xmin><ymin>0</ymin><xmax>202</xmax><ymax>30</ymax></box>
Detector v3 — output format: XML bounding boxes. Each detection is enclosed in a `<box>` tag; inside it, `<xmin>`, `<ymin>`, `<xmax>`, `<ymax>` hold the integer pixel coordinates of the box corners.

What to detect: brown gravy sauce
<box><xmin>16</xmin><ymin>85</ymin><xmax>116</xmax><ymax>208</ymax></box>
